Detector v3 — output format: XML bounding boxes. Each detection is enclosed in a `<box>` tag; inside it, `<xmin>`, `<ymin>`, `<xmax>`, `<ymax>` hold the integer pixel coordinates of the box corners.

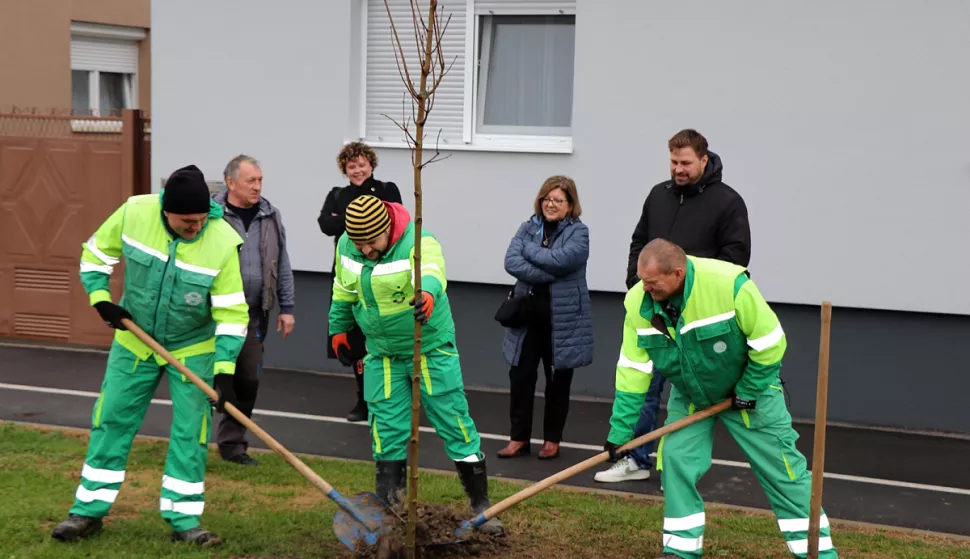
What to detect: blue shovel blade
<box><xmin>332</xmin><ymin>491</ymin><xmax>397</xmax><ymax>552</ymax></box>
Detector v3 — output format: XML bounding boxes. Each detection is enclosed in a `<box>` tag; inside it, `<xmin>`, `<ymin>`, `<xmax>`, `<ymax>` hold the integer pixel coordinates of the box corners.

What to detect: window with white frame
<box><xmin>70</xmin><ymin>22</ymin><xmax>145</xmax><ymax>117</ymax></box>
<box><xmin>360</xmin><ymin>0</ymin><xmax>576</xmax><ymax>153</ymax></box>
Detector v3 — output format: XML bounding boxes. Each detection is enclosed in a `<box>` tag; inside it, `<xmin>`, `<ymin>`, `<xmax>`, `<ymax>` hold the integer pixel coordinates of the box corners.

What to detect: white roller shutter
<box><xmin>71</xmin><ymin>36</ymin><xmax>138</xmax><ymax>74</ymax></box>
<box><xmin>365</xmin><ymin>0</ymin><xmax>466</xmax><ymax>146</ymax></box>
<box><xmin>474</xmin><ymin>1</ymin><xmax>575</xmax><ymax>15</ymax></box>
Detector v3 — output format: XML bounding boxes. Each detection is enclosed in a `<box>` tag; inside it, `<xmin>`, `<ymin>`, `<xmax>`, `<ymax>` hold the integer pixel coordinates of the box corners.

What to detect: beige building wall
<box><xmin>0</xmin><ymin>0</ymin><xmax>150</xmax><ymax>111</ymax></box>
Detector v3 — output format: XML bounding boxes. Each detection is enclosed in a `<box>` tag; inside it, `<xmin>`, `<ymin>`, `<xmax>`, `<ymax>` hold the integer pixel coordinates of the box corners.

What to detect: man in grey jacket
<box><xmin>213</xmin><ymin>154</ymin><xmax>296</xmax><ymax>466</ymax></box>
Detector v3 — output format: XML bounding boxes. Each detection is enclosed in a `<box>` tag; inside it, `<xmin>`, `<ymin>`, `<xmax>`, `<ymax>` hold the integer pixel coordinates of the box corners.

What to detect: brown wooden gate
<box><xmin>0</xmin><ymin>109</ymin><xmax>150</xmax><ymax>347</ymax></box>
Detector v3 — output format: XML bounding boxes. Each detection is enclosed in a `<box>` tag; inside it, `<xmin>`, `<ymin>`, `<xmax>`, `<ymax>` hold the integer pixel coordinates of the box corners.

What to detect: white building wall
<box><xmin>153</xmin><ymin>0</ymin><xmax>970</xmax><ymax>316</ymax></box>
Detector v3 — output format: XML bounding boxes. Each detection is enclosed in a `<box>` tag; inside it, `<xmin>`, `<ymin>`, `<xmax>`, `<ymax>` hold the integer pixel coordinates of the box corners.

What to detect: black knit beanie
<box><xmin>162</xmin><ymin>165</ymin><xmax>211</xmax><ymax>214</ymax></box>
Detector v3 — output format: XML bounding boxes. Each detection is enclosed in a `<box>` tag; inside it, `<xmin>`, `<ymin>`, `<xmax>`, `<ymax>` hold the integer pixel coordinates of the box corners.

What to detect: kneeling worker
<box><xmin>604</xmin><ymin>239</ymin><xmax>837</xmax><ymax>559</ymax></box>
<box><xmin>328</xmin><ymin>195</ymin><xmax>503</xmax><ymax>536</ymax></box>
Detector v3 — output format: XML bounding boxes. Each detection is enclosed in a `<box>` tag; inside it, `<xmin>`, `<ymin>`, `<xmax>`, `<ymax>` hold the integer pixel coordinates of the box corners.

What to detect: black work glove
<box><xmin>604</xmin><ymin>441</ymin><xmax>628</xmax><ymax>462</ymax></box>
<box><xmin>93</xmin><ymin>301</ymin><xmax>132</xmax><ymax>330</ymax></box>
<box><xmin>732</xmin><ymin>394</ymin><xmax>757</xmax><ymax>410</ymax></box>
<box><xmin>213</xmin><ymin>374</ymin><xmax>238</xmax><ymax>414</ymax></box>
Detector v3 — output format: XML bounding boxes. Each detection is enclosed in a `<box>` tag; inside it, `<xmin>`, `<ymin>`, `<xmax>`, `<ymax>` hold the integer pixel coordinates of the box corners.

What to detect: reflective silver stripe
<box><xmin>159</xmin><ymin>497</ymin><xmax>204</xmax><ymax>515</ymax></box>
<box><xmin>663</xmin><ymin>534</ymin><xmax>704</xmax><ymax>552</ymax></box>
<box><xmin>80</xmin><ymin>261</ymin><xmax>113</xmax><ymax>275</ymax></box>
<box><xmin>87</xmin><ymin>235</ymin><xmax>119</xmax><ymax>266</ymax></box>
<box><xmin>617</xmin><ymin>354</ymin><xmax>653</xmax><ymax>375</ymax></box>
<box><xmin>216</xmin><ymin>323</ymin><xmax>247</xmax><ymax>337</ymax></box>
<box><xmin>680</xmin><ymin>310</ymin><xmax>736</xmax><ymax>334</ymax></box>
<box><xmin>76</xmin><ymin>486</ymin><xmax>119</xmax><ymax>503</ymax></box>
<box><xmin>748</xmin><ymin>323</ymin><xmax>785</xmax><ymax>351</ymax></box>
<box><xmin>175</xmin><ymin>259</ymin><xmax>220</xmax><ymax>277</ymax></box>
<box><xmin>663</xmin><ymin>512</ymin><xmax>706</xmax><ymax>532</ymax></box>
<box><xmin>162</xmin><ymin>475</ymin><xmax>204</xmax><ymax>495</ymax></box>
<box><xmin>456</xmin><ymin>454</ymin><xmax>482</xmax><ymax>462</ymax></box>
<box><xmin>341</xmin><ymin>255</ymin><xmax>363</xmax><ymax>274</ymax></box>
<box><xmin>334</xmin><ymin>281</ymin><xmax>357</xmax><ymax>294</ymax></box>
<box><xmin>211</xmin><ymin>291</ymin><xmax>245</xmax><ymax>308</ymax></box>
<box><xmin>421</xmin><ymin>263</ymin><xmax>442</xmax><ymax>275</ymax></box>
<box><xmin>777</xmin><ymin>515</ymin><xmax>829</xmax><ymax>533</ymax></box>
<box><xmin>81</xmin><ymin>463</ymin><xmax>126</xmax><ymax>484</ymax></box>
<box><xmin>373</xmin><ymin>259</ymin><xmax>411</xmax><ymax>276</ymax></box>
<box><xmin>787</xmin><ymin>537</ymin><xmax>834</xmax><ymax>555</ymax></box>
<box><xmin>122</xmin><ymin>234</ymin><xmax>168</xmax><ymax>262</ymax></box>
<box><xmin>636</xmin><ymin>327</ymin><xmax>664</xmax><ymax>336</ymax></box>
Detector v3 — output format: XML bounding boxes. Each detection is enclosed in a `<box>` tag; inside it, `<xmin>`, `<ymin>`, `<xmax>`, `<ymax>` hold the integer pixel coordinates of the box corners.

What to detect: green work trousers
<box><xmin>68</xmin><ymin>341</ymin><xmax>215</xmax><ymax>532</ymax></box>
<box><xmin>656</xmin><ymin>382</ymin><xmax>837</xmax><ymax>558</ymax></box>
<box><xmin>364</xmin><ymin>341</ymin><xmax>482</xmax><ymax>462</ymax></box>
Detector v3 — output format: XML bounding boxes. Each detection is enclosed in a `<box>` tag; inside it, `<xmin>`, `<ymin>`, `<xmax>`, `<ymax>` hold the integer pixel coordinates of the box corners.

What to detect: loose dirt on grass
<box><xmin>354</xmin><ymin>503</ymin><xmax>511</xmax><ymax>559</ymax></box>
<box><xmin>4</xmin><ymin>422</ymin><xmax>970</xmax><ymax>559</ymax></box>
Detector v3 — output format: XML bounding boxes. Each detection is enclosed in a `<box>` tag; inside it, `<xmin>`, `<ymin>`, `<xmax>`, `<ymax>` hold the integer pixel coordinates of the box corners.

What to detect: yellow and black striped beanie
<box><xmin>345</xmin><ymin>195</ymin><xmax>391</xmax><ymax>242</ymax></box>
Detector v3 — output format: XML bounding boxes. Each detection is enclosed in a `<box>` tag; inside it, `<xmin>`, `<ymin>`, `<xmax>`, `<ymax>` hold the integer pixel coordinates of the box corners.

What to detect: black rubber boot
<box><xmin>51</xmin><ymin>514</ymin><xmax>103</xmax><ymax>542</ymax></box>
<box><xmin>375</xmin><ymin>460</ymin><xmax>407</xmax><ymax>509</ymax></box>
<box><xmin>454</xmin><ymin>459</ymin><xmax>505</xmax><ymax>536</ymax></box>
<box><xmin>346</xmin><ymin>364</ymin><xmax>368</xmax><ymax>422</ymax></box>
<box><xmin>172</xmin><ymin>526</ymin><xmax>222</xmax><ymax>547</ymax></box>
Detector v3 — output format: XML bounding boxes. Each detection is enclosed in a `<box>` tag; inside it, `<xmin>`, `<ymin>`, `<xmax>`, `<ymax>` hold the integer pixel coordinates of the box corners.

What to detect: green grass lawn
<box><xmin>1</xmin><ymin>421</ymin><xmax>966</xmax><ymax>558</ymax></box>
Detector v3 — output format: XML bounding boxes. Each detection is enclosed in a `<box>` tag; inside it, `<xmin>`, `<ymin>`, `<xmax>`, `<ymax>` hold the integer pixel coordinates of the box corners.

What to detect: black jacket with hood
<box><xmin>625</xmin><ymin>151</ymin><xmax>751</xmax><ymax>288</ymax></box>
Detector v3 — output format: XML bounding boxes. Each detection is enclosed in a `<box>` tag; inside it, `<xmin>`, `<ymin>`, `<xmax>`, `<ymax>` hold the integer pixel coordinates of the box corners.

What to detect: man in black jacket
<box><xmin>318</xmin><ymin>142</ymin><xmax>402</xmax><ymax>422</ymax></box>
<box><xmin>595</xmin><ymin>128</ymin><xmax>752</xmax><ymax>485</ymax></box>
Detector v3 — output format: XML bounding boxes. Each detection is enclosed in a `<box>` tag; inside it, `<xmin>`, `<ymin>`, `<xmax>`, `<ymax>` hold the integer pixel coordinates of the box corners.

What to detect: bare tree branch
<box><xmin>385</xmin><ymin>1</ymin><xmax>417</xmax><ymax>98</ymax></box>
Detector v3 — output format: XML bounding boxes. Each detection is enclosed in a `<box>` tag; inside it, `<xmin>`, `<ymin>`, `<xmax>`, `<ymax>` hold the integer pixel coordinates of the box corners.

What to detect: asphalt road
<box><xmin>1</xmin><ymin>343</ymin><xmax>968</xmax><ymax>538</ymax></box>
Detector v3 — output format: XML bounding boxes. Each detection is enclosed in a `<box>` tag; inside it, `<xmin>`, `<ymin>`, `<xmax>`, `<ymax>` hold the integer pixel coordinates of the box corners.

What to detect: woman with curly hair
<box><xmin>318</xmin><ymin>141</ymin><xmax>402</xmax><ymax>421</ymax></box>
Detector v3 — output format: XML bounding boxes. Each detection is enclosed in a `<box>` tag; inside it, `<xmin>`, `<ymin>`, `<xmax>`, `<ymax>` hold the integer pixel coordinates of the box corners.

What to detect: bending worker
<box><xmin>328</xmin><ymin>195</ymin><xmax>503</xmax><ymax>536</ymax></box>
<box><xmin>604</xmin><ymin>239</ymin><xmax>837</xmax><ymax>559</ymax></box>
<box><xmin>51</xmin><ymin>165</ymin><xmax>248</xmax><ymax>547</ymax></box>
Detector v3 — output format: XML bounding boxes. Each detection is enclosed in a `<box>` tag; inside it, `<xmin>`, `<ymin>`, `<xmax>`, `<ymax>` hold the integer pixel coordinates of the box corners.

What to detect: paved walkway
<box><xmin>1</xmin><ymin>343</ymin><xmax>968</xmax><ymax>537</ymax></box>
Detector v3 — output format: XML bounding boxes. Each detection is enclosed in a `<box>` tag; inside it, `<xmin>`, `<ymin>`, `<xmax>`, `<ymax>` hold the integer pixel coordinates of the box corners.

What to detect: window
<box><xmin>70</xmin><ymin>22</ymin><xmax>145</xmax><ymax>117</ymax></box>
<box><xmin>475</xmin><ymin>14</ymin><xmax>575</xmax><ymax>137</ymax></box>
<box><xmin>360</xmin><ymin>0</ymin><xmax>577</xmax><ymax>154</ymax></box>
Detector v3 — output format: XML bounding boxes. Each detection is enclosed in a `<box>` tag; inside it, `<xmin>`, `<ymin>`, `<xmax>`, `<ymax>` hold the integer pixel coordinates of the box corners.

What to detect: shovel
<box><xmin>121</xmin><ymin>318</ymin><xmax>396</xmax><ymax>552</ymax></box>
<box><xmin>456</xmin><ymin>398</ymin><xmax>734</xmax><ymax>536</ymax></box>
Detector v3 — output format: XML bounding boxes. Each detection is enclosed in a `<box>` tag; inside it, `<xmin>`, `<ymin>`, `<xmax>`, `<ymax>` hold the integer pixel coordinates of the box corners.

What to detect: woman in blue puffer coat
<box><xmin>496</xmin><ymin>176</ymin><xmax>594</xmax><ymax>460</ymax></box>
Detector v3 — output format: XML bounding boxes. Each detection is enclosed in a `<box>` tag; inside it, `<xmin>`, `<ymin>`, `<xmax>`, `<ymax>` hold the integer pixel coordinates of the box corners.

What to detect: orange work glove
<box><xmin>331</xmin><ymin>332</ymin><xmax>353</xmax><ymax>365</ymax></box>
<box><xmin>409</xmin><ymin>290</ymin><xmax>435</xmax><ymax>325</ymax></box>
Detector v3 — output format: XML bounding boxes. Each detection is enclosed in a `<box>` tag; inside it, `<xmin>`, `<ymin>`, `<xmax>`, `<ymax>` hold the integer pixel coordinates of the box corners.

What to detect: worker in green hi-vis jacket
<box><xmin>604</xmin><ymin>239</ymin><xmax>838</xmax><ymax>559</ymax></box>
<box><xmin>328</xmin><ymin>195</ymin><xmax>503</xmax><ymax>536</ymax></box>
<box><xmin>51</xmin><ymin>165</ymin><xmax>249</xmax><ymax>548</ymax></box>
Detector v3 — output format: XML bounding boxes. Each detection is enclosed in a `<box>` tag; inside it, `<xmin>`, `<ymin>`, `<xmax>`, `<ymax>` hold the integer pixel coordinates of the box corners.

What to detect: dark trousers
<box><xmin>508</xmin><ymin>327</ymin><xmax>574</xmax><ymax>443</ymax></box>
<box><xmin>216</xmin><ymin>317</ymin><xmax>264</xmax><ymax>459</ymax></box>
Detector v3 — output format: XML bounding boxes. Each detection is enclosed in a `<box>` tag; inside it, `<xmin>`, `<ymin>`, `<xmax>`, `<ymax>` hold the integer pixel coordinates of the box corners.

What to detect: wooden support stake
<box><xmin>808</xmin><ymin>301</ymin><xmax>832</xmax><ymax>558</ymax></box>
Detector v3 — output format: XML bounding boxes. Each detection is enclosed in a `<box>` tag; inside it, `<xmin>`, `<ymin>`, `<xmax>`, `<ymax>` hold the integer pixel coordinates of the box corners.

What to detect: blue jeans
<box><xmin>628</xmin><ymin>371</ymin><xmax>666</xmax><ymax>470</ymax></box>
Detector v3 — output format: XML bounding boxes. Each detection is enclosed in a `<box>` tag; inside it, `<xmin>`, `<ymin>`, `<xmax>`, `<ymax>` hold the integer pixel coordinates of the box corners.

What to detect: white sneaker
<box><xmin>593</xmin><ymin>456</ymin><xmax>651</xmax><ymax>483</ymax></box>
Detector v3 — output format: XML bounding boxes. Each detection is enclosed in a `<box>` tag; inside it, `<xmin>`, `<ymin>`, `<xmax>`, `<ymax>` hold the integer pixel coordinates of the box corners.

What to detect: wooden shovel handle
<box><xmin>478</xmin><ymin>398</ymin><xmax>733</xmax><ymax>521</ymax></box>
<box><xmin>121</xmin><ymin>319</ymin><xmax>336</xmax><ymax>496</ymax></box>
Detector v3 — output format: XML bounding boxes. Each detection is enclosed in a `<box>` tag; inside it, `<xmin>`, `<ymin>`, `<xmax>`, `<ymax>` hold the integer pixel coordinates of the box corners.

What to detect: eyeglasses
<box><xmin>541</xmin><ymin>196</ymin><xmax>567</xmax><ymax>206</ymax></box>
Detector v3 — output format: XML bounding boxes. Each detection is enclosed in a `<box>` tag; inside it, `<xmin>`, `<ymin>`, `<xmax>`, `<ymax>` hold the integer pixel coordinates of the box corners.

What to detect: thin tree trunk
<box><xmin>405</xmin><ymin>3</ymin><xmax>438</xmax><ymax>557</ymax></box>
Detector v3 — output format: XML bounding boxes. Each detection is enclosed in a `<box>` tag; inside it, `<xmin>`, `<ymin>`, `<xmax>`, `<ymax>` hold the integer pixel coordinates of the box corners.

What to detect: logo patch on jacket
<box><xmin>392</xmin><ymin>290</ymin><xmax>406</xmax><ymax>304</ymax></box>
<box><xmin>184</xmin><ymin>292</ymin><xmax>204</xmax><ymax>306</ymax></box>
<box><xmin>713</xmin><ymin>341</ymin><xmax>728</xmax><ymax>354</ymax></box>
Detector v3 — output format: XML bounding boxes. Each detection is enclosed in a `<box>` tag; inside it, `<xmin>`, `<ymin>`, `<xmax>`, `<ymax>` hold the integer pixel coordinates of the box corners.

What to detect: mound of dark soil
<box><xmin>356</xmin><ymin>503</ymin><xmax>511</xmax><ymax>558</ymax></box>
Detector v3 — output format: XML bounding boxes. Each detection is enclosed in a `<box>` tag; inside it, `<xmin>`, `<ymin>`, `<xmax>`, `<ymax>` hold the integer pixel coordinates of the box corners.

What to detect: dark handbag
<box><xmin>494</xmin><ymin>285</ymin><xmax>535</xmax><ymax>328</ymax></box>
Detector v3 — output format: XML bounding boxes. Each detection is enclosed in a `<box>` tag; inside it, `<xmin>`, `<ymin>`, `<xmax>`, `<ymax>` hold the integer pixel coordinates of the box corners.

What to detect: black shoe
<box><xmin>346</xmin><ymin>398</ymin><xmax>368</xmax><ymax>422</ymax></box>
<box><xmin>375</xmin><ymin>460</ymin><xmax>407</xmax><ymax>509</ymax></box>
<box><xmin>225</xmin><ymin>453</ymin><xmax>258</xmax><ymax>466</ymax></box>
<box><xmin>172</xmin><ymin>526</ymin><xmax>222</xmax><ymax>547</ymax></box>
<box><xmin>51</xmin><ymin>514</ymin><xmax>103</xmax><ymax>542</ymax></box>
<box><xmin>454</xmin><ymin>459</ymin><xmax>505</xmax><ymax>536</ymax></box>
